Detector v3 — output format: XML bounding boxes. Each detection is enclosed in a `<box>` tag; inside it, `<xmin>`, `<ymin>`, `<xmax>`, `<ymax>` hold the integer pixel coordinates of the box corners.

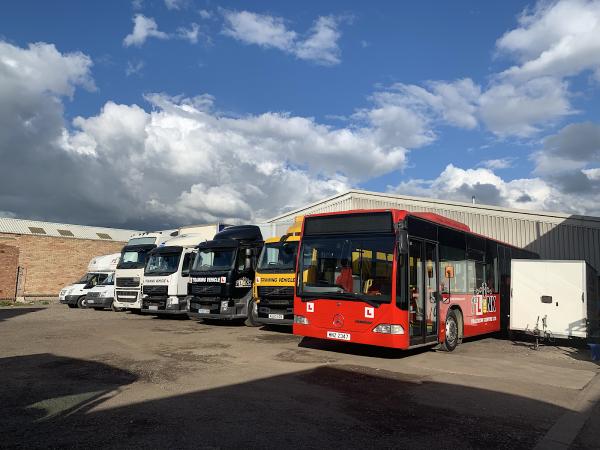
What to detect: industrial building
<box><xmin>267</xmin><ymin>189</ymin><xmax>600</xmax><ymax>271</ymax></box>
<box><xmin>0</xmin><ymin>218</ymin><xmax>138</xmax><ymax>300</ymax></box>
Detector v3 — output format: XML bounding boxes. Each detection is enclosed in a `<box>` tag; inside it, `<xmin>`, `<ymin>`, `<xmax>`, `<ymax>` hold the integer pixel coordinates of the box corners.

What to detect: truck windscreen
<box><xmin>145</xmin><ymin>252</ymin><xmax>181</xmax><ymax>275</ymax></box>
<box><xmin>298</xmin><ymin>234</ymin><xmax>395</xmax><ymax>303</ymax></box>
<box><xmin>117</xmin><ymin>246</ymin><xmax>154</xmax><ymax>269</ymax></box>
<box><xmin>192</xmin><ymin>248</ymin><xmax>236</xmax><ymax>272</ymax></box>
<box><xmin>257</xmin><ymin>241</ymin><xmax>298</xmax><ymax>272</ymax></box>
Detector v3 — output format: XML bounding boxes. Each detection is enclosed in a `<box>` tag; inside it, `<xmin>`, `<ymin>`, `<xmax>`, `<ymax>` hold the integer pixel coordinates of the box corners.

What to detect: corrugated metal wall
<box><xmin>269</xmin><ymin>191</ymin><xmax>600</xmax><ymax>271</ymax></box>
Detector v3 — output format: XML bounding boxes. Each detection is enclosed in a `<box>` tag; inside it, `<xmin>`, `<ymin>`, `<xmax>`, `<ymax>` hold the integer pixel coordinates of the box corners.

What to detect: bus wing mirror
<box><xmin>445</xmin><ymin>265</ymin><xmax>455</xmax><ymax>279</ymax></box>
<box><xmin>398</xmin><ymin>230</ymin><xmax>409</xmax><ymax>255</ymax></box>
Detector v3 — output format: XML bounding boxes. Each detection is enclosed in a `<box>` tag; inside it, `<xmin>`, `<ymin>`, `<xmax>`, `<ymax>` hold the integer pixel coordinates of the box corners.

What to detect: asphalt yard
<box><xmin>1</xmin><ymin>304</ymin><xmax>598</xmax><ymax>449</ymax></box>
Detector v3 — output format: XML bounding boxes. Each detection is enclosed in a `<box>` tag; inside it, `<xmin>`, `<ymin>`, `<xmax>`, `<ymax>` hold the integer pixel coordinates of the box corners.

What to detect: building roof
<box><xmin>267</xmin><ymin>189</ymin><xmax>600</xmax><ymax>227</ymax></box>
<box><xmin>0</xmin><ymin>217</ymin><xmax>140</xmax><ymax>242</ymax></box>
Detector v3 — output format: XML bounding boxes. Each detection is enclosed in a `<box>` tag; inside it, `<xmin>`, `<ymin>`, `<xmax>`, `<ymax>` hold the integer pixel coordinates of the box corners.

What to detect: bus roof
<box><xmin>303</xmin><ymin>209</ymin><xmax>534</xmax><ymax>254</ymax></box>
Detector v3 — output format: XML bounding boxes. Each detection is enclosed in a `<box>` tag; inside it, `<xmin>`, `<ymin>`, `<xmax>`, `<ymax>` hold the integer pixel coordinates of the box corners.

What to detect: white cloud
<box><xmin>222</xmin><ymin>10</ymin><xmax>296</xmax><ymax>51</ymax></box>
<box><xmin>479</xmin><ymin>158</ymin><xmax>515</xmax><ymax>170</ymax></box>
<box><xmin>0</xmin><ymin>41</ymin><xmax>94</xmax><ymax>96</ymax></box>
<box><xmin>177</xmin><ymin>23</ymin><xmax>201</xmax><ymax>44</ymax></box>
<box><xmin>497</xmin><ymin>0</ymin><xmax>600</xmax><ymax>81</ymax></box>
<box><xmin>389</xmin><ymin>164</ymin><xmax>564</xmax><ymax>213</ymax></box>
<box><xmin>132</xmin><ymin>0</ymin><xmax>143</xmax><ymax>10</ymax></box>
<box><xmin>123</xmin><ymin>14</ymin><xmax>169</xmax><ymax>47</ymax></box>
<box><xmin>479</xmin><ymin>77</ymin><xmax>573</xmax><ymax>137</ymax></box>
<box><xmin>125</xmin><ymin>60</ymin><xmax>145</xmax><ymax>76</ymax></box>
<box><xmin>199</xmin><ymin>9</ymin><xmax>212</xmax><ymax>20</ymax></box>
<box><xmin>295</xmin><ymin>16</ymin><xmax>342</xmax><ymax>66</ymax></box>
<box><xmin>1</xmin><ymin>38</ymin><xmax>445</xmax><ymax>227</ymax></box>
<box><xmin>222</xmin><ymin>10</ymin><xmax>345</xmax><ymax>65</ymax></box>
<box><xmin>164</xmin><ymin>0</ymin><xmax>189</xmax><ymax>10</ymax></box>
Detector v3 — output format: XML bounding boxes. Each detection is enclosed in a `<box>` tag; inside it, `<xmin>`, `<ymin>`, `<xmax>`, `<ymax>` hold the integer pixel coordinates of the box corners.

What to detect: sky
<box><xmin>1</xmin><ymin>0</ymin><xmax>600</xmax><ymax>230</ymax></box>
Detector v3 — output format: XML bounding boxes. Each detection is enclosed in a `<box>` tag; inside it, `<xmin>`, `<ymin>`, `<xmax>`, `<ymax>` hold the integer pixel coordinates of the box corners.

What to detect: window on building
<box><xmin>57</xmin><ymin>229</ymin><xmax>74</xmax><ymax>237</ymax></box>
<box><xmin>96</xmin><ymin>233</ymin><xmax>112</xmax><ymax>240</ymax></box>
<box><xmin>28</xmin><ymin>227</ymin><xmax>46</xmax><ymax>235</ymax></box>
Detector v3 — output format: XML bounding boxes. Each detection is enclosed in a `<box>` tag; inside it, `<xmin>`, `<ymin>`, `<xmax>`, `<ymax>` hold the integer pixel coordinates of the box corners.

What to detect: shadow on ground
<box><xmin>0</xmin><ymin>307</ymin><xmax>44</xmax><ymax>322</ymax></box>
<box><xmin>1</xmin><ymin>353</ymin><xmax>575</xmax><ymax>449</ymax></box>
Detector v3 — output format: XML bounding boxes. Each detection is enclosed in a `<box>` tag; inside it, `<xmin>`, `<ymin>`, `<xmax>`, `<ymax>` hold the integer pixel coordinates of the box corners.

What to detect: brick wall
<box><xmin>0</xmin><ymin>233</ymin><xmax>126</xmax><ymax>297</ymax></box>
<box><xmin>0</xmin><ymin>244</ymin><xmax>19</xmax><ymax>300</ymax></box>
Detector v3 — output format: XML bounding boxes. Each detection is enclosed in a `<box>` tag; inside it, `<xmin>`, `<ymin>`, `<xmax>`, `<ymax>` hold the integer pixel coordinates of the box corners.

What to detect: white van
<box><xmin>59</xmin><ymin>253</ymin><xmax>120</xmax><ymax>309</ymax></box>
<box><xmin>84</xmin><ymin>272</ymin><xmax>117</xmax><ymax>311</ymax></box>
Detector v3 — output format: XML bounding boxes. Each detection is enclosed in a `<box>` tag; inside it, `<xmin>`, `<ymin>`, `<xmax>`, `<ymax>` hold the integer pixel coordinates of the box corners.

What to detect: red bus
<box><xmin>293</xmin><ymin>209</ymin><xmax>538</xmax><ymax>351</ymax></box>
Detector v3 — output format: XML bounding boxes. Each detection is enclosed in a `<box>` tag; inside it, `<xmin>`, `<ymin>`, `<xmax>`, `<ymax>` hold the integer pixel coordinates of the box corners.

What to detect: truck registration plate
<box><xmin>198</xmin><ymin>308</ymin><xmax>210</xmax><ymax>314</ymax></box>
<box><xmin>149</xmin><ymin>305</ymin><xmax>158</xmax><ymax>311</ymax></box>
<box><xmin>268</xmin><ymin>313</ymin><xmax>284</xmax><ymax>320</ymax></box>
<box><xmin>326</xmin><ymin>331</ymin><xmax>351</xmax><ymax>341</ymax></box>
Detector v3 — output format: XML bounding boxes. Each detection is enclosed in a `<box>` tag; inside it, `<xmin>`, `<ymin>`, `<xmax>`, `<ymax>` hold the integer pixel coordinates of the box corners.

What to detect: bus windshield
<box><xmin>192</xmin><ymin>248</ymin><xmax>236</xmax><ymax>272</ymax></box>
<box><xmin>145</xmin><ymin>252</ymin><xmax>181</xmax><ymax>275</ymax></box>
<box><xmin>257</xmin><ymin>241</ymin><xmax>298</xmax><ymax>272</ymax></box>
<box><xmin>298</xmin><ymin>234</ymin><xmax>395</xmax><ymax>303</ymax></box>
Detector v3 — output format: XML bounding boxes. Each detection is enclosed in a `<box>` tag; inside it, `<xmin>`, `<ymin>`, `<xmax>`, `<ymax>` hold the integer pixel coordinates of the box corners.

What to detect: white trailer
<box><xmin>510</xmin><ymin>260</ymin><xmax>600</xmax><ymax>340</ymax></box>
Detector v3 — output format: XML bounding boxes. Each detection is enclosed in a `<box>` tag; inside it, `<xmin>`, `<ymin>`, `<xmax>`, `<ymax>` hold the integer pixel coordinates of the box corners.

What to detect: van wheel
<box><xmin>77</xmin><ymin>296</ymin><xmax>87</xmax><ymax>308</ymax></box>
<box><xmin>442</xmin><ymin>310</ymin><xmax>460</xmax><ymax>352</ymax></box>
<box><xmin>244</xmin><ymin>298</ymin><xmax>260</xmax><ymax>327</ymax></box>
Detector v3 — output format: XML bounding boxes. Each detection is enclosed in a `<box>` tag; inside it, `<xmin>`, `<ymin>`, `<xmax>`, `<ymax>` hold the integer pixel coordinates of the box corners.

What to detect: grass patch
<box><xmin>0</xmin><ymin>300</ymin><xmax>15</xmax><ymax>307</ymax></box>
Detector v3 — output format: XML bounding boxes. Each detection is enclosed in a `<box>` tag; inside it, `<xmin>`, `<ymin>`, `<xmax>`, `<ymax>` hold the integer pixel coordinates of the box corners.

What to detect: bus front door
<box><xmin>409</xmin><ymin>238</ymin><xmax>439</xmax><ymax>346</ymax></box>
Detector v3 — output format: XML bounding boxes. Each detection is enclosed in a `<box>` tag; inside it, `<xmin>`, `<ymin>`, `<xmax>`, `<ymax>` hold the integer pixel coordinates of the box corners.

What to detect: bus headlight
<box><xmin>372</xmin><ymin>324</ymin><xmax>404</xmax><ymax>335</ymax></box>
<box><xmin>294</xmin><ymin>315</ymin><xmax>309</xmax><ymax>325</ymax></box>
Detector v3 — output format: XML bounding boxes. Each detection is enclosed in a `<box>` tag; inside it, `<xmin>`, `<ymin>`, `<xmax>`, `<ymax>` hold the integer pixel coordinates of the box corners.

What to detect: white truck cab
<box><xmin>140</xmin><ymin>234</ymin><xmax>205</xmax><ymax>315</ymax></box>
<box><xmin>113</xmin><ymin>231</ymin><xmax>174</xmax><ymax>311</ymax></box>
<box><xmin>59</xmin><ymin>253</ymin><xmax>120</xmax><ymax>309</ymax></box>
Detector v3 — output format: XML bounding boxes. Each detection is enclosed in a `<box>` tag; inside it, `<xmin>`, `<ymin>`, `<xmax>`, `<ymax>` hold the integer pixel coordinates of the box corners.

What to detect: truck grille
<box><xmin>258</xmin><ymin>286</ymin><xmax>294</xmax><ymax>298</ymax></box>
<box><xmin>190</xmin><ymin>284</ymin><xmax>221</xmax><ymax>296</ymax></box>
<box><xmin>143</xmin><ymin>285</ymin><xmax>168</xmax><ymax>296</ymax></box>
<box><xmin>116</xmin><ymin>291</ymin><xmax>138</xmax><ymax>303</ymax></box>
<box><xmin>116</xmin><ymin>277</ymin><xmax>140</xmax><ymax>288</ymax></box>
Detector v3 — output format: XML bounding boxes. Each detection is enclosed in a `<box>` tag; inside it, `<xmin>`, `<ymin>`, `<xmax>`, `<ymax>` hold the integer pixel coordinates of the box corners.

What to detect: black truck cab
<box><xmin>187</xmin><ymin>225</ymin><xmax>263</xmax><ymax>325</ymax></box>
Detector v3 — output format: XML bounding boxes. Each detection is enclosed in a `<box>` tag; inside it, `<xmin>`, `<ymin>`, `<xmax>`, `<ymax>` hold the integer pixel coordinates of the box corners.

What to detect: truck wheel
<box><xmin>77</xmin><ymin>296</ymin><xmax>87</xmax><ymax>309</ymax></box>
<box><xmin>111</xmin><ymin>302</ymin><xmax>123</xmax><ymax>312</ymax></box>
<box><xmin>244</xmin><ymin>298</ymin><xmax>260</xmax><ymax>327</ymax></box>
<box><xmin>442</xmin><ymin>310</ymin><xmax>460</xmax><ymax>352</ymax></box>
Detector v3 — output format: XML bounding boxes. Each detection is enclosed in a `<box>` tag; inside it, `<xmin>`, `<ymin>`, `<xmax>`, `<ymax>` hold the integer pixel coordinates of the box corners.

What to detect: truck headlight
<box><xmin>294</xmin><ymin>315</ymin><xmax>309</xmax><ymax>325</ymax></box>
<box><xmin>167</xmin><ymin>296</ymin><xmax>179</xmax><ymax>307</ymax></box>
<box><xmin>372</xmin><ymin>324</ymin><xmax>404</xmax><ymax>335</ymax></box>
<box><xmin>101</xmin><ymin>291</ymin><xmax>111</xmax><ymax>298</ymax></box>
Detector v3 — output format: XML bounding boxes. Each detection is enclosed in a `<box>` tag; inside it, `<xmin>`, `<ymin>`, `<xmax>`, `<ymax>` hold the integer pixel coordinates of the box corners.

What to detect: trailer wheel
<box><xmin>244</xmin><ymin>298</ymin><xmax>260</xmax><ymax>327</ymax></box>
<box><xmin>77</xmin><ymin>296</ymin><xmax>87</xmax><ymax>309</ymax></box>
<box><xmin>442</xmin><ymin>310</ymin><xmax>460</xmax><ymax>352</ymax></box>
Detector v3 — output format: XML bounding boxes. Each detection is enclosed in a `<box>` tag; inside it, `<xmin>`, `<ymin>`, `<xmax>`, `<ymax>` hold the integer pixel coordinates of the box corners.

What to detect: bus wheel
<box><xmin>244</xmin><ymin>298</ymin><xmax>260</xmax><ymax>327</ymax></box>
<box><xmin>443</xmin><ymin>310</ymin><xmax>460</xmax><ymax>352</ymax></box>
<box><xmin>77</xmin><ymin>296</ymin><xmax>87</xmax><ymax>309</ymax></box>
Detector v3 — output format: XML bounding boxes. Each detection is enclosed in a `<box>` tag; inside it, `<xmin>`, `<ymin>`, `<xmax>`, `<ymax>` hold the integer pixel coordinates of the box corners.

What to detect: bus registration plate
<box><xmin>268</xmin><ymin>314</ymin><xmax>284</xmax><ymax>320</ymax></box>
<box><xmin>326</xmin><ymin>331</ymin><xmax>351</xmax><ymax>341</ymax></box>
